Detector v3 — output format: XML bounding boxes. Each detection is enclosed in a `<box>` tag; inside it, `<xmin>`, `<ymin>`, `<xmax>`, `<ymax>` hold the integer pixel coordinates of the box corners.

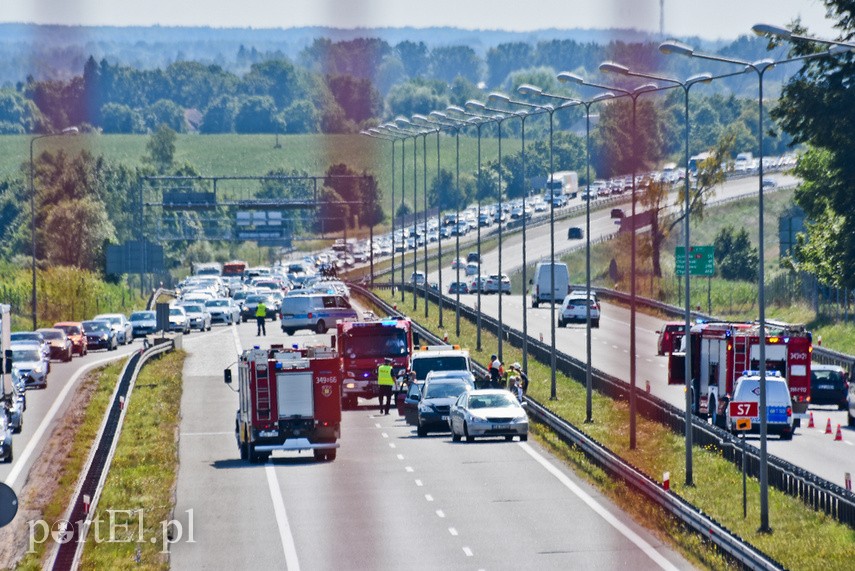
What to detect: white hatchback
<box><xmin>558</xmin><ymin>295</ymin><xmax>600</xmax><ymax>328</ymax></box>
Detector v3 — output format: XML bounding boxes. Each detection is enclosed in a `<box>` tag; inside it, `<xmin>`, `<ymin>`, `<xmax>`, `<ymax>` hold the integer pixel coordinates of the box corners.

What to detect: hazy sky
<box><xmin>1</xmin><ymin>0</ymin><xmax>842</xmax><ymax>41</ymax></box>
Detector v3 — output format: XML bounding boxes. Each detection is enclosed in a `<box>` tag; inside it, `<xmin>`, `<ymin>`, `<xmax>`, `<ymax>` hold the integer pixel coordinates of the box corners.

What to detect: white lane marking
<box><xmin>405</xmin><ymin>466</ymin><xmax>414</xmax><ymax>472</ymax></box>
<box><xmin>381</xmin><ymin>432</ymin><xmax>389</xmax><ymax>439</ymax></box>
<box><xmin>844</xmin><ymin>441</ymin><xmax>853</xmax><ymax>446</ymax></box>
<box><xmin>415</xmin><ymin>479</ymin><xmax>423</xmax><ymax>487</ymax></box>
<box><xmin>425</xmin><ymin>494</ymin><xmax>434</xmax><ymax>502</ymax></box>
<box><xmin>519</xmin><ymin>442</ymin><xmax>679</xmax><ymax>571</ymax></box>
<box><xmin>612</xmin><ymin>345</ymin><xmax>619</xmax><ymax>349</ymax></box>
<box><xmin>5</xmin><ymin>353</ymin><xmax>127</xmax><ymax>488</ymax></box>
<box><xmin>234</xmin><ymin>322</ymin><xmax>299</xmax><ymax>570</ymax></box>
<box><xmin>389</xmin><ymin>443</ymin><xmax>396</xmax><ymax>449</ymax></box>
<box><xmin>436</xmin><ymin>510</ymin><xmax>445</xmax><ymax>518</ymax></box>
<box><xmin>375</xmin><ymin>423</ymin><xmax>382</xmax><ymax>428</ymax></box>
<box><xmin>180</xmin><ymin>431</ymin><xmax>232</xmax><ymax>436</ymax></box>
<box><xmin>448</xmin><ymin>527</ymin><xmax>458</xmax><ymax>536</ymax></box>
<box><xmin>397</xmin><ymin>454</ymin><xmax>405</xmax><ymax>460</ymax></box>
<box><xmin>265</xmin><ymin>463</ymin><xmax>301</xmax><ymax>571</ymax></box>
<box><xmin>462</xmin><ymin>547</ymin><xmax>474</xmax><ymax>557</ymax></box>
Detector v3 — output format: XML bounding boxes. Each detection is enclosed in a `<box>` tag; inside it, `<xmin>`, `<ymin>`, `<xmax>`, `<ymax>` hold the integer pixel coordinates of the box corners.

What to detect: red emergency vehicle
<box><xmin>669</xmin><ymin>320</ymin><xmax>812</xmax><ymax>426</ymax></box>
<box><xmin>222</xmin><ymin>260</ymin><xmax>247</xmax><ymax>278</ymax></box>
<box><xmin>226</xmin><ymin>344</ymin><xmax>341</xmax><ymax>463</ymax></box>
<box><xmin>336</xmin><ymin>318</ymin><xmax>413</xmax><ymax>409</ymax></box>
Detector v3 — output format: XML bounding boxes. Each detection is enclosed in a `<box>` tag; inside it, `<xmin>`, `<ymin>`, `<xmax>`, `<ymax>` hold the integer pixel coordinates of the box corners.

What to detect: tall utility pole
<box><xmin>660</xmin><ymin>0</ymin><xmax>665</xmax><ymax>37</ymax></box>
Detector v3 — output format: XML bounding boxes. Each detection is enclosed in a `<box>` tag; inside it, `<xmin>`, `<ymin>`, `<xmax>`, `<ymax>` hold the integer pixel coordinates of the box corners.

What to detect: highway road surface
<box><xmin>0</xmin><ymin>341</ymin><xmax>141</xmax><ymax>492</ymax></box>
<box><xmin>420</xmin><ymin>173</ymin><xmax>855</xmax><ymax>488</ymax></box>
<box><xmin>170</xmin><ymin>318</ymin><xmax>694</xmax><ymax>570</ymax></box>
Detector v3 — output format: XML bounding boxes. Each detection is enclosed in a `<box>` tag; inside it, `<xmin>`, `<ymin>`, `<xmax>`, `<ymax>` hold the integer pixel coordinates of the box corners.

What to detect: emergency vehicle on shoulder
<box><xmin>669</xmin><ymin>320</ymin><xmax>811</xmax><ymax>427</ymax></box>
<box><xmin>335</xmin><ymin>318</ymin><xmax>413</xmax><ymax>409</ymax></box>
<box><xmin>226</xmin><ymin>344</ymin><xmax>341</xmax><ymax>463</ymax></box>
<box><xmin>410</xmin><ymin>345</ymin><xmax>473</xmax><ymax>382</ymax></box>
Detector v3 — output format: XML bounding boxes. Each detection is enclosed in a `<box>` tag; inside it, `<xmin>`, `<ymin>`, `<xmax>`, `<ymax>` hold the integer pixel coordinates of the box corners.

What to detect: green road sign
<box><xmin>675</xmin><ymin>245</ymin><xmax>715</xmax><ymax>276</ymax></box>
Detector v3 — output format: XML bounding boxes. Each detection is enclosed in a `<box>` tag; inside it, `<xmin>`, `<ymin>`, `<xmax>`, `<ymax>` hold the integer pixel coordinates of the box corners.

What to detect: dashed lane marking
<box><xmin>415</xmin><ymin>479</ymin><xmax>424</xmax><ymax>486</ymax></box>
<box><xmin>436</xmin><ymin>510</ymin><xmax>445</xmax><ymax>518</ymax></box>
<box><xmin>405</xmin><ymin>466</ymin><xmax>414</xmax><ymax>472</ymax></box>
<box><xmin>463</xmin><ymin>547</ymin><xmax>474</xmax><ymax>557</ymax></box>
<box><xmin>519</xmin><ymin>442</ymin><xmax>679</xmax><ymax>571</ymax></box>
<box><xmin>381</xmin><ymin>432</ymin><xmax>389</xmax><ymax>439</ymax></box>
<box><xmin>397</xmin><ymin>454</ymin><xmax>405</xmax><ymax>460</ymax></box>
<box><xmin>448</xmin><ymin>528</ymin><xmax>458</xmax><ymax>536</ymax></box>
<box><xmin>425</xmin><ymin>494</ymin><xmax>434</xmax><ymax>502</ymax></box>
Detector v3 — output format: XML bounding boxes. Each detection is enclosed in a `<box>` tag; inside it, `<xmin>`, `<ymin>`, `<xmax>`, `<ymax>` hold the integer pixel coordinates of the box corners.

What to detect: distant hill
<box><xmin>0</xmin><ymin>23</ymin><xmax>726</xmax><ymax>85</ymax></box>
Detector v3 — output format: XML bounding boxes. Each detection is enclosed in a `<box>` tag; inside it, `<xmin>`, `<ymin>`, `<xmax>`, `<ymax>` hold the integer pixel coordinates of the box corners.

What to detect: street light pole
<box><xmin>660</xmin><ymin>38</ymin><xmax>846</xmax><ymax>532</ymax></box>
<box><xmin>557</xmin><ymin>73</ymin><xmax>659</xmax><ymax>448</ymax></box>
<box><xmin>486</xmin><ymin>94</ymin><xmax>538</xmax><ymax>374</ymax></box>
<box><xmin>448</xmin><ymin>106</ymin><xmax>494</xmax><ymax>349</ymax></box>
<box><xmin>29</xmin><ymin>126</ymin><xmax>78</xmax><ymax>329</ymax></box>
<box><xmin>365</xmin><ymin>129</ymin><xmax>399</xmax><ymax>290</ymax></box>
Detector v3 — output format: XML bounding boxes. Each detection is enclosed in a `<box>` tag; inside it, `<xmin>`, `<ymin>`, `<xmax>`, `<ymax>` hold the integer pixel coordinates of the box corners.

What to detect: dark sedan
<box><xmin>811</xmin><ymin>364</ymin><xmax>849</xmax><ymax>409</ymax></box>
<box><xmin>82</xmin><ymin>320</ymin><xmax>118</xmax><ymax>351</ymax></box>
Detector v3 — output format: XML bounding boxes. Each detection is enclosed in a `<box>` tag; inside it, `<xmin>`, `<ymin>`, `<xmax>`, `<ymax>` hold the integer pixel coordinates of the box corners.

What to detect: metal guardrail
<box><xmin>49</xmin><ymin>339</ymin><xmax>175</xmax><ymax>571</ymax></box>
<box><xmin>356</xmin><ymin>283</ymin><xmax>855</xmax><ymax>525</ymax></box>
<box><xmin>351</xmin><ymin>283</ymin><xmax>784</xmax><ymax>569</ymax></box>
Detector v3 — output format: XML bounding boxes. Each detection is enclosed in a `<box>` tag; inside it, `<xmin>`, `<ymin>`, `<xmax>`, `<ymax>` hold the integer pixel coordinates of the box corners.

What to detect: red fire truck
<box><xmin>336</xmin><ymin>318</ymin><xmax>413</xmax><ymax>409</ymax></box>
<box><xmin>669</xmin><ymin>320</ymin><xmax>812</xmax><ymax>427</ymax></box>
<box><xmin>226</xmin><ymin>344</ymin><xmax>341</xmax><ymax>463</ymax></box>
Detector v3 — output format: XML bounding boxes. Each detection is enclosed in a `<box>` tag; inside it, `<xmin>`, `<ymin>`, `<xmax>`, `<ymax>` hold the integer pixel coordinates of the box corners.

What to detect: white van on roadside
<box><xmin>530</xmin><ymin>262</ymin><xmax>570</xmax><ymax>308</ymax></box>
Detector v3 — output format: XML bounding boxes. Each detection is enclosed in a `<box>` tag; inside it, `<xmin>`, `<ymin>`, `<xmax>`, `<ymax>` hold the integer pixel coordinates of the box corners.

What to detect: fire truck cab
<box><xmin>669</xmin><ymin>320</ymin><xmax>811</xmax><ymax>428</ymax></box>
<box><xmin>336</xmin><ymin>318</ymin><xmax>413</xmax><ymax>409</ymax></box>
<box><xmin>227</xmin><ymin>344</ymin><xmax>341</xmax><ymax>463</ymax></box>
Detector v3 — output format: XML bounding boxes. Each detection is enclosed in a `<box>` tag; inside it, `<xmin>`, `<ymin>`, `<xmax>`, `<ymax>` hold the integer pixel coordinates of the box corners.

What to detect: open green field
<box><xmin>0</xmin><ymin>133</ymin><xmax>510</xmax><ymax>214</ymax></box>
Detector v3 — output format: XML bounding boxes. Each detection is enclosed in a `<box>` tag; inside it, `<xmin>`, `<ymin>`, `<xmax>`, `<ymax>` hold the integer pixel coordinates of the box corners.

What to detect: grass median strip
<box><xmin>5</xmin><ymin>361</ymin><xmax>124</xmax><ymax>570</ymax></box>
<box><xmin>371</xmin><ymin>288</ymin><xmax>855</xmax><ymax>570</ymax></box>
<box><xmin>78</xmin><ymin>350</ymin><xmax>186</xmax><ymax>570</ymax></box>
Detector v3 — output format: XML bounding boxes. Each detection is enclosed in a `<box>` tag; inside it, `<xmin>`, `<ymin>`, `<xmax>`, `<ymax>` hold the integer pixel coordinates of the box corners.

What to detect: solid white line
<box><xmin>448</xmin><ymin>527</ymin><xmax>458</xmax><ymax>536</ymax></box>
<box><xmin>180</xmin><ymin>431</ymin><xmax>232</xmax><ymax>436</ymax></box>
<box><xmin>265</xmin><ymin>463</ymin><xmax>301</xmax><ymax>571</ymax></box>
<box><xmin>5</xmin><ymin>353</ymin><xmax>127</xmax><ymax>488</ymax></box>
<box><xmin>844</xmin><ymin>441</ymin><xmax>853</xmax><ymax>447</ymax></box>
<box><xmin>233</xmin><ymin>322</ymin><xmax>299</xmax><ymax>570</ymax></box>
<box><xmin>462</xmin><ymin>547</ymin><xmax>473</xmax><ymax>557</ymax></box>
<box><xmin>519</xmin><ymin>442</ymin><xmax>679</xmax><ymax>571</ymax></box>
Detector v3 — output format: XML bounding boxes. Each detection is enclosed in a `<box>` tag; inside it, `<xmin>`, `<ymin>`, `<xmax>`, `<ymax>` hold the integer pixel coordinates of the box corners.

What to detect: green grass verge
<box><xmin>78</xmin><ymin>350</ymin><xmax>186</xmax><ymax>570</ymax></box>
<box><xmin>15</xmin><ymin>361</ymin><xmax>125</xmax><ymax>570</ymax></box>
<box><xmin>372</xmin><ymin>288</ymin><xmax>855</xmax><ymax>570</ymax></box>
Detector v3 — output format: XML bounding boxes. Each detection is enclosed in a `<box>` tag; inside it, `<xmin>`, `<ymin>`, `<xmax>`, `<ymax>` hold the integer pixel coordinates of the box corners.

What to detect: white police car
<box><xmin>726</xmin><ymin>370</ymin><xmax>795</xmax><ymax>440</ymax></box>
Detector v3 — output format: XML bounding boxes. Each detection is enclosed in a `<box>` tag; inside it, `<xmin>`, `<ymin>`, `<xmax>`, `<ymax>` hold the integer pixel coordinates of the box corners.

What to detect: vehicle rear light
<box><xmin>786</xmin><ymin>406</ymin><xmax>792</xmax><ymax>417</ymax></box>
<box><xmin>592</xmin><ymin>304</ymin><xmax>599</xmax><ymax>310</ymax></box>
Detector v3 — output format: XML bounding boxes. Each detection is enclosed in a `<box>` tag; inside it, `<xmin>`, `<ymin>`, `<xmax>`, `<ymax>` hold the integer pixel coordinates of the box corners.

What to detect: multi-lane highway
<box><xmin>170</xmin><ymin>319</ymin><xmax>693</xmax><ymax>570</ymax></box>
<box><xmin>423</xmin><ymin>173</ymin><xmax>855</xmax><ymax>487</ymax></box>
<box><xmin>0</xmin><ymin>343</ymin><xmax>140</xmax><ymax>492</ymax></box>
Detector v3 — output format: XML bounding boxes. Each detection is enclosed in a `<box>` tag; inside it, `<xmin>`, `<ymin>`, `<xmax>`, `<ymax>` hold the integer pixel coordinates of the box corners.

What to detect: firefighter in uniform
<box><xmin>377</xmin><ymin>358</ymin><xmax>395</xmax><ymax>415</ymax></box>
<box><xmin>255</xmin><ymin>300</ymin><xmax>267</xmax><ymax>336</ymax></box>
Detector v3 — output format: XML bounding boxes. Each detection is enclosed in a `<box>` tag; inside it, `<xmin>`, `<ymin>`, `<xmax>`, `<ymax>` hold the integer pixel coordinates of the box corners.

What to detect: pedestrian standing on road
<box><xmin>255</xmin><ymin>300</ymin><xmax>267</xmax><ymax>336</ymax></box>
<box><xmin>377</xmin><ymin>358</ymin><xmax>395</xmax><ymax>415</ymax></box>
<box><xmin>510</xmin><ymin>362</ymin><xmax>529</xmax><ymax>395</ymax></box>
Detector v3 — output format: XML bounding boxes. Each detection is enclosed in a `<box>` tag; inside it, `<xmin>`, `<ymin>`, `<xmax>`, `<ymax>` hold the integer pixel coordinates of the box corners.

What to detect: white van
<box><xmin>530</xmin><ymin>262</ymin><xmax>570</xmax><ymax>308</ymax></box>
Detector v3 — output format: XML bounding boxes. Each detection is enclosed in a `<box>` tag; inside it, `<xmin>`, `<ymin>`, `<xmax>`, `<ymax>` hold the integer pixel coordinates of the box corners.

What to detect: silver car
<box><xmin>11</xmin><ymin>343</ymin><xmax>48</xmax><ymax>389</ymax></box>
<box><xmin>205</xmin><ymin>298</ymin><xmax>240</xmax><ymax>325</ymax></box>
<box><xmin>93</xmin><ymin>313</ymin><xmax>133</xmax><ymax>345</ymax></box>
<box><xmin>182</xmin><ymin>303</ymin><xmax>212</xmax><ymax>332</ymax></box>
<box><xmin>448</xmin><ymin>389</ymin><xmax>529</xmax><ymax>442</ymax></box>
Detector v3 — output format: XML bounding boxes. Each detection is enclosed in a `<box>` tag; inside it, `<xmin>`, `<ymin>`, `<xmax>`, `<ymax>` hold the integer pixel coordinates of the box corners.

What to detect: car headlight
<box><xmin>34</xmin><ymin>365</ymin><xmax>43</xmax><ymax>374</ymax></box>
<box><xmin>467</xmin><ymin>412</ymin><xmax>486</xmax><ymax>422</ymax></box>
<box><xmin>512</xmin><ymin>415</ymin><xmax>527</xmax><ymax>423</ymax></box>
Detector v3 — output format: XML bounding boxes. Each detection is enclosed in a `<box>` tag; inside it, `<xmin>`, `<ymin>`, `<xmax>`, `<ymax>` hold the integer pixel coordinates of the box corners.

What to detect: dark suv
<box><xmin>810</xmin><ymin>364</ymin><xmax>849</xmax><ymax>409</ymax></box>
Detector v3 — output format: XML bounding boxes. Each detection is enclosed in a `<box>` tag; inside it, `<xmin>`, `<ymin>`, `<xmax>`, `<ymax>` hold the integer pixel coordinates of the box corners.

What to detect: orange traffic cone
<box><xmin>835</xmin><ymin>425</ymin><xmax>844</xmax><ymax>441</ymax></box>
<box><xmin>808</xmin><ymin>412</ymin><xmax>815</xmax><ymax>429</ymax></box>
<box><xmin>826</xmin><ymin>418</ymin><xmax>833</xmax><ymax>434</ymax></box>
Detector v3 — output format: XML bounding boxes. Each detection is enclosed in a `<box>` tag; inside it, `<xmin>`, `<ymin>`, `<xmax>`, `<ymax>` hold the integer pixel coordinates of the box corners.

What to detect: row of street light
<box><xmin>362</xmin><ymin>23</ymin><xmax>852</xmax><ymax>532</ymax></box>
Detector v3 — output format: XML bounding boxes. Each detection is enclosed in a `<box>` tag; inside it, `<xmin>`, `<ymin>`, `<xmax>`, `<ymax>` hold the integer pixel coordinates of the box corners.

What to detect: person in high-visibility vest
<box><xmin>377</xmin><ymin>358</ymin><xmax>395</xmax><ymax>415</ymax></box>
<box><xmin>255</xmin><ymin>300</ymin><xmax>267</xmax><ymax>336</ymax></box>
